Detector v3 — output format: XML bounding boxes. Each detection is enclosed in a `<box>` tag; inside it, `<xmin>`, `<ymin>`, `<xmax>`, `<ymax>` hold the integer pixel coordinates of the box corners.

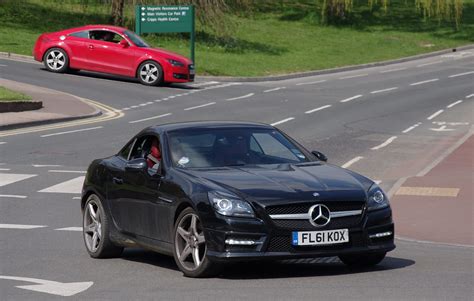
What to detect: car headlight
<box><xmin>208</xmin><ymin>191</ymin><xmax>255</xmax><ymax>218</ymax></box>
<box><xmin>167</xmin><ymin>59</ymin><xmax>185</xmax><ymax>67</ymax></box>
<box><xmin>367</xmin><ymin>184</ymin><xmax>389</xmax><ymax>211</ymax></box>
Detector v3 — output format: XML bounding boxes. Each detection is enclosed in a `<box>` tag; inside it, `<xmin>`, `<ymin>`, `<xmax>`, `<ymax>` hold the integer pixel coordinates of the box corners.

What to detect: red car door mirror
<box><xmin>119</xmin><ymin>39</ymin><xmax>129</xmax><ymax>48</ymax></box>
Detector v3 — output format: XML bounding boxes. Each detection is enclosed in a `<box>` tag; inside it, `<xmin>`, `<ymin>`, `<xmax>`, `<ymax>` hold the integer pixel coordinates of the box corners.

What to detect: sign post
<box><xmin>135</xmin><ymin>5</ymin><xmax>195</xmax><ymax>63</ymax></box>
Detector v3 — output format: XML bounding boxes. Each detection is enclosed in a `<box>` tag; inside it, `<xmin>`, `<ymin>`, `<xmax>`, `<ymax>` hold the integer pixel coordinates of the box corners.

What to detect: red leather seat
<box><xmin>147</xmin><ymin>139</ymin><xmax>161</xmax><ymax>168</ymax></box>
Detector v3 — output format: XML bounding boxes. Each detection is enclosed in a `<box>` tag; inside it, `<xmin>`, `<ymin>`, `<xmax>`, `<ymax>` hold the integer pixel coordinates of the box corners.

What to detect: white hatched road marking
<box><xmin>0</xmin><ymin>224</ymin><xmax>46</xmax><ymax>229</ymax></box>
<box><xmin>40</xmin><ymin>126</ymin><xmax>103</xmax><ymax>138</ymax></box>
<box><xmin>427</xmin><ymin>110</ymin><xmax>444</xmax><ymax>120</ymax></box>
<box><xmin>226</xmin><ymin>93</ymin><xmax>254</xmax><ymax>101</ymax></box>
<box><xmin>184</xmin><ymin>102</ymin><xmax>216</xmax><ymax>111</ymax></box>
<box><xmin>340</xmin><ymin>95</ymin><xmax>363</xmax><ymax>103</ymax></box>
<box><xmin>128</xmin><ymin>113</ymin><xmax>172</xmax><ymax>124</ymax></box>
<box><xmin>0</xmin><ymin>194</ymin><xmax>27</xmax><ymax>199</ymax></box>
<box><xmin>305</xmin><ymin>105</ymin><xmax>332</xmax><ymax>114</ymax></box>
<box><xmin>341</xmin><ymin>156</ymin><xmax>364</xmax><ymax>168</ymax></box>
<box><xmin>295</xmin><ymin>80</ymin><xmax>326</xmax><ymax>86</ymax></box>
<box><xmin>55</xmin><ymin>227</ymin><xmax>82</xmax><ymax>231</ymax></box>
<box><xmin>271</xmin><ymin>117</ymin><xmax>295</xmax><ymax>126</ymax></box>
<box><xmin>410</xmin><ymin>78</ymin><xmax>439</xmax><ymax>86</ymax></box>
<box><xmin>447</xmin><ymin>100</ymin><xmax>462</xmax><ymax>108</ymax></box>
<box><xmin>448</xmin><ymin>71</ymin><xmax>474</xmax><ymax>78</ymax></box>
<box><xmin>0</xmin><ymin>173</ymin><xmax>36</xmax><ymax>187</ymax></box>
<box><xmin>380</xmin><ymin>67</ymin><xmax>407</xmax><ymax>73</ymax></box>
<box><xmin>370</xmin><ymin>87</ymin><xmax>398</xmax><ymax>94</ymax></box>
<box><xmin>371</xmin><ymin>136</ymin><xmax>397</xmax><ymax>150</ymax></box>
<box><xmin>264</xmin><ymin>87</ymin><xmax>285</xmax><ymax>93</ymax></box>
<box><xmin>38</xmin><ymin>176</ymin><xmax>85</xmax><ymax>194</ymax></box>
<box><xmin>339</xmin><ymin>73</ymin><xmax>368</xmax><ymax>80</ymax></box>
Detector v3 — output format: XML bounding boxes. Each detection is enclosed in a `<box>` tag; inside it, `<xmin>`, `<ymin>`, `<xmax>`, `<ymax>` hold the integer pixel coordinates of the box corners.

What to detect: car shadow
<box><xmin>120</xmin><ymin>248</ymin><xmax>180</xmax><ymax>272</ymax></box>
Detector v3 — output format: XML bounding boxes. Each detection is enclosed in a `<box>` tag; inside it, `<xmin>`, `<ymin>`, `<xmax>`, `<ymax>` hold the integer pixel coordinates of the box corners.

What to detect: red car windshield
<box><xmin>124</xmin><ymin>30</ymin><xmax>149</xmax><ymax>48</ymax></box>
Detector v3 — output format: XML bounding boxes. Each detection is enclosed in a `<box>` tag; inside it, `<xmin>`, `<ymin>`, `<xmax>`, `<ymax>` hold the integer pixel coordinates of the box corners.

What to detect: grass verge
<box><xmin>0</xmin><ymin>86</ymin><xmax>33</xmax><ymax>102</ymax></box>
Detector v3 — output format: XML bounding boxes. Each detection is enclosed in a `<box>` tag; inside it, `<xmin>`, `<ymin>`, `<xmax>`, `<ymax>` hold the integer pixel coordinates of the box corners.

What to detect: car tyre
<box><xmin>137</xmin><ymin>60</ymin><xmax>164</xmax><ymax>86</ymax></box>
<box><xmin>83</xmin><ymin>194</ymin><xmax>123</xmax><ymax>258</ymax></box>
<box><xmin>339</xmin><ymin>252</ymin><xmax>386</xmax><ymax>267</ymax></box>
<box><xmin>43</xmin><ymin>48</ymin><xmax>69</xmax><ymax>73</ymax></box>
<box><xmin>173</xmin><ymin>207</ymin><xmax>219</xmax><ymax>278</ymax></box>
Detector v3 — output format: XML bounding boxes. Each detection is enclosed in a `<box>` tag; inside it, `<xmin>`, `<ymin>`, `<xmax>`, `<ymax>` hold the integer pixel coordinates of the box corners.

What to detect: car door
<box><xmin>65</xmin><ymin>30</ymin><xmax>90</xmax><ymax>69</ymax></box>
<box><xmin>86</xmin><ymin>30</ymin><xmax>137</xmax><ymax>76</ymax></box>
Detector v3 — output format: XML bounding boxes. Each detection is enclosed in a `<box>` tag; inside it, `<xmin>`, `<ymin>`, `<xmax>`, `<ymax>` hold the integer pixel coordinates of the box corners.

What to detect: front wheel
<box><xmin>137</xmin><ymin>61</ymin><xmax>164</xmax><ymax>86</ymax></box>
<box><xmin>339</xmin><ymin>252</ymin><xmax>386</xmax><ymax>267</ymax></box>
<box><xmin>173</xmin><ymin>207</ymin><xmax>219</xmax><ymax>277</ymax></box>
<box><xmin>44</xmin><ymin>48</ymin><xmax>69</xmax><ymax>73</ymax></box>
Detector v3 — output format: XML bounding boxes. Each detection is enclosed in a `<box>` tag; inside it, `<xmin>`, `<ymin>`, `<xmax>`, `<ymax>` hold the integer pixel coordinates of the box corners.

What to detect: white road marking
<box><xmin>139</xmin><ymin>103</ymin><xmax>147</xmax><ymax>107</ymax></box>
<box><xmin>410</xmin><ymin>78</ymin><xmax>439</xmax><ymax>86</ymax></box>
<box><xmin>447</xmin><ymin>100</ymin><xmax>463</xmax><ymax>108</ymax></box>
<box><xmin>0</xmin><ymin>142</ymin><xmax>6</xmax><ymax>145</ymax></box>
<box><xmin>0</xmin><ymin>168</ymin><xmax>11</xmax><ymax>171</ymax></box>
<box><xmin>370</xmin><ymin>87</ymin><xmax>398</xmax><ymax>94</ymax></box>
<box><xmin>190</xmin><ymin>81</ymin><xmax>219</xmax><ymax>87</ymax></box>
<box><xmin>430</xmin><ymin>125</ymin><xmax>455</xmax><ymax>132</ymax></box>
<box><xmin>122</xmin><ymin>107</ymin><xmax>130</xmax><ymax>110</ymax></box>
<box><xmin>55</xmin><ymin>227</ymin><xmax>82</xmax><ymax>231</ymax></box>
<box><xmin>0</xmin><ymin>194</ymin><xmax>27</xmax><ymax>199</ymax></box>
<box><xmin>402</xmin><ymin>123</ymin><xmax>422</xmax><ymax>133</ymax></box>
<box><xmin>466</xmin><ymin>94</ymin><xmax>474</xmax><ymax>98</ymax></box>
<box><xmin>48</xmin><ymin>170</ymin><xmax>86</xmax><ymax>174</ymax></box>
<box><xmin>417</xmin><ymin>60</ymin><xmax>442</xmax><ymax>67</ymax></box>
<box><xmin>130</xmin><ymin>105</ymin><xmax>138</xmax><ymax>109</ymax></box>
<box><xmin>33</xmin><ymin>164</ymin><xmax>62</xmax><ymax>167</ymax></box>
<box><xmin>380</xmin><ymin>67</ymin><xmax>407</xmax><ymax>73</ymax></box>
<box><xmin>0</xmin><ymin>276</ymin><xmax>93</xmax><ymax>297</ymax></box>
<box><xmin>154</xmin><ymin>99</ymin><xmax>161</xmax><ymax>103</ymax></box>
<box><xmin>128</xmin><ymin>113</ymin><xmax>172</xmax><ymax>124</ymax></box>
<box><xmin>339</xmin><ymin>73</ymin><xmax>368</xmax><ymax>80</ymax></box>
<box><xmin>40</xmin><ymin>126</ymin><xmax>103</xmax><ymax>138</ymax></box>
<box><xmin>226</xmin><ymin>93</ymin><xmax>254</xmax><ymax>101</ymax></box>
<box><xmin>448</xmin><ymin>71</ymin><xmax>474</xmax><ymax>78</ymax></box>
<box><xmin>427</xmin><ymin>110</ymin><xmax>444</xmax><ymax>120</ymax></box>
<box><xmin>295</xmin><ymin>80</ymin><xmax>326</xmax><ymax>86</ymax></box>
<box><xmin>371</xmin><ymin>136</ymin><xmax>398</xmax><ymax>150</ymax></box>
<box><xmin>374</xmin><ymin>180</ymin><xmax>382</xmax><ymax>184</ymax></box>
<box><xmin>72</xmin><ymin>196</ymin><xmax>81</xmax><ymax>200</ymax></box>
<box><xmin>0</xmin><ymin>224</ymin><xmax>46</xmax><ymax>229</ymax></box>
<box><xmin>184</xmin><ymin>102</ymin><xmax>216</xmax><ymax>111</ymax></box>
<box><xmin>341</xmin><ymin>156</ymin><xmax>364</xmax><ymax>168</ymax></box>
<box><xmin>340</xmin><ymin>94</ymin><xmax>363</xmax><ymax>103</ymax></box>
<box><xmin>38</xmin><ymin>176</ymin><xmax>85</xmax><ymax>194</ymax></box>
<box><xmin>264</xmin><ymin>87</ymin><xmax>286</xmax><ymax>93</ymax></box>
<box><xmin>0</xmin><ymin>173</ymin><xmax>36</xmax><ymax>187</ymax></box>
<box><xmin>0</xmin><ymin>64</ymin><xmax>7</xmax><ymax>67</ymax></box>
<box><xmin>168</xmin><ymin>95</ymin><xmax>176</xmax><ymax>99</ymax></box>
<box><xmin>305</xmin><ymin>105</ymin><xmax>332</xmax><ymax>114</ymax></box>
<box><xmin>146</xmin><ymin>101</ymin><xmax>153</xmax><ymax>105</ymax></box>
<box><xmin>271</xmin><ymin>117</ymin><xmax>295</xmax><ymax>126</ymax></box>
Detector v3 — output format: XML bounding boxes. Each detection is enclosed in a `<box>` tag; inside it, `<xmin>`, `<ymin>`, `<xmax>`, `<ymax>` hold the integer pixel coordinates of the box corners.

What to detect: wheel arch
<box><xmin>135</xmin><ymin>59</ymin><xmax>164</xmax><ymax>78</ymax></box>
<box><xmin>42</xmin><ymin>45</ymin><xmax>71</xmax><ymax>62</ymax></box>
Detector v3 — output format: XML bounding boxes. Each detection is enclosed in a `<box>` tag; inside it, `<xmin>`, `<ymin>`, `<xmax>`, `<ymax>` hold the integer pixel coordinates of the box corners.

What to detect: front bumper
<box><xmin>204</xmin><ymin>207</ymin><xmax>395</xmax><ymax>262</ymax></box>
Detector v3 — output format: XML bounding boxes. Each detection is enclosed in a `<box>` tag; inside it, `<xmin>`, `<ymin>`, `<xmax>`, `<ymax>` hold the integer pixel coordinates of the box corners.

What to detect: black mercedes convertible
<box><xmin>81</xmin><ymin>121</ymin><xmax>395</xmax><ymax>277</ymax></box>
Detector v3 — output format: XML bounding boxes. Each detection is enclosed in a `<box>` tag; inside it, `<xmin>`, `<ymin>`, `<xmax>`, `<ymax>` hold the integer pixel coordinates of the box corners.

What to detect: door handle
<box><xmin>112</xmin><ymin>177</ymin><xmax>123</xmax><ymax>185</ymax></box>
<box><xmin>88</xmin><ymin>44</ymin><xmax>94</xmax><ymax>49</ymax></box>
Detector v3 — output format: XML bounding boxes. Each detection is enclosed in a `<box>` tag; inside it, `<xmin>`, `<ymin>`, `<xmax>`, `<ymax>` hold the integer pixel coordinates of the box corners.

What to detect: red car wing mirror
<box><xmin>119</xmin><ymin>39</ymin><xmax>129</xmax><ymax>48</ymax></box>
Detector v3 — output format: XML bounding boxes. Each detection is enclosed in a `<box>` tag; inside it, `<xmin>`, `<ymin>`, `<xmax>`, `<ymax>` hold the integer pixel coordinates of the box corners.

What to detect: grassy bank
<box><xmin>0</xmin><ymin>0</ymin><xmax>473</xmax><ymax>76</ymax></box>
<box><xmin>0</xmin><ymin>86</ymin><xmax>32</xmax><ymax>102</ymax></box>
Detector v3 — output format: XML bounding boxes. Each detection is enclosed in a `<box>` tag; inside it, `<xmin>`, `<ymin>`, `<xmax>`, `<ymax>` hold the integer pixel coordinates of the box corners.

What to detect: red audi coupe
<box><xmin>33</xmin><ymin>25</ymin><xmax>194</xmax><ymax>86</ymax></box>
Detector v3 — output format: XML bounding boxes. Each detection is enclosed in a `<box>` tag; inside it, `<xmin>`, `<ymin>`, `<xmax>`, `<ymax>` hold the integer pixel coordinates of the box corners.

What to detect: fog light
<box><xmin>369</xmin><ymin>231</ymin><xmax>392</xmax><ymax>239</ymax></box>
<box><xmin>225</xmin><ymin>239</ymin><xmax>256</xmax><ymax>245</ymax></box>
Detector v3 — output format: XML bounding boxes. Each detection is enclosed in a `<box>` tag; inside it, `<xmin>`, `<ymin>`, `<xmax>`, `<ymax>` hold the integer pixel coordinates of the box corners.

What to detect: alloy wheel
<box><xmin>46</xmin><ymin>50</ymin><xmax>66</xmax><ymax>71</ymax></box>
<box><xmin>175</xmin><ymin>213</ymin><xmax>206</xmax><ymax>271</ymax></box>
<box><xmin>83</xmin><ymin>200</ymin><xmax>102</xmax><ymax>253</ymax></box>
<box><xmin>139</xmin><ymin>63</ymin><xmax>159</xmax><ymax>84</ymax></box>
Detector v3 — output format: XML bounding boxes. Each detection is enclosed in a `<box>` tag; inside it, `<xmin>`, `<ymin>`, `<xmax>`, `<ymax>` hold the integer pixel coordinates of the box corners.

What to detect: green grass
<box><xmin>0</xmin><ymin>86</ymin><xmax>32</xmax><ymax>102</ymax></box>
<box><xmin>0</xmin><ymin>0</ymin><xmax>473</xmax><ymax>76</ymax></box>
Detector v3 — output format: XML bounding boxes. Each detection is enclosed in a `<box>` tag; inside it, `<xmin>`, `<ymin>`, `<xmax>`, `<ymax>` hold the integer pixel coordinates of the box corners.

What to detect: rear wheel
<box><xmin>137</xmin><ymin>61</ymin><xmax>164</xmax><ymax>86</ymax></box>
<box><xmin>83</xmin><ymin>194</ymin><xmax>123</xmax><ymax>258</ymax></box>
<box><xmin>44</xmin><ymin>48</ymin><xmax>69</xmax><ymax>73</ymax></box>
<box><xmin>339</xmin><ymin>252</ymin><xmax>386</xmax><ymax>267</ymax></box>
<box><xmin>173</xmin><ymin>207</ymin><xmax>219</xmax><ymax>277</ymax></box>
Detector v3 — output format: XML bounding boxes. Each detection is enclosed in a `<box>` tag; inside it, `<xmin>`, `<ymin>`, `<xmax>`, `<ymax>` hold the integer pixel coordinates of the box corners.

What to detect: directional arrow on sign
<box><xmin>0</xmin><ymin>276</ymin><xmax>93</xmax><ymax>297</ymax></box>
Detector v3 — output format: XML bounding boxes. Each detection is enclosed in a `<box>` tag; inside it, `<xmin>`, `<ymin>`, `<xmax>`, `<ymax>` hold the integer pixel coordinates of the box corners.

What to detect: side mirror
<box><xmin>125</xmin><ymin>158</ymin><xmax>147</xmax><ymax>172</ymax></box>
<box><xmin>119</xmin><ymin>39</ymin><xmax>129</xmax><ymax>48</ymax></box>
<box><xmin>311</xmin><ymin>151</ymin><xmax>328</xmax><ymax>162</ymax></box>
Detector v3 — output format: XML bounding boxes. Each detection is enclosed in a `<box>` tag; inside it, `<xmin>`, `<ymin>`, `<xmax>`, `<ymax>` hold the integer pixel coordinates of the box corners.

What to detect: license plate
<box><xmin>292</xmin><ymin>229</ymin><xmax>349</xmax><ymax>246</ymax></box>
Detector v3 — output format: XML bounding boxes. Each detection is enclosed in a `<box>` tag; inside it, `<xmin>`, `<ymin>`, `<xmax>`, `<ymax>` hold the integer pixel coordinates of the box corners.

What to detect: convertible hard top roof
<box><xmin>145</xmin><ymin>121</ymin><xmax>274</xmax><ymax>134</ymax></box>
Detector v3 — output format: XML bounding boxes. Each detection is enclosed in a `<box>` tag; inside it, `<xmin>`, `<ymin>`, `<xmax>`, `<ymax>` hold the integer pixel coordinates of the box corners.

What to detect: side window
<box><xmin>249</xmin><ymin>136</ymin><xmax>263</xmax><ymax>154</ymax></box>
<box><xmin>89</xmin><ymin>30</ymin><xmax>123</xmax><ymax>44</ymax></box>
<box><xmin>69</xmin><ymin>31</ymin><xmax>89</xmax><ymax>39</ymax></box>
<box><xmin>129</xmin><ymin>136</ymin><xmax>149</xmax><ymax>160</ymax></box>
<box><xmin>118</xmin><ymin>139</ymin><xmax>135</xmax><ymax>160</ymax></box>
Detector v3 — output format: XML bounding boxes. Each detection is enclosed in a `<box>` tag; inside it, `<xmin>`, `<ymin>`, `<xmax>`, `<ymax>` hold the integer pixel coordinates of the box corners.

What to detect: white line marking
<box><xmin>130</xmin><ymin>105</ymin><xmax>138</xmax><ymax>109</ymax></box>
<box><xmin>0</xmin><ymin>64</ymin><xmax>7</xmax><ymax>67</ymax></box>
<box><xmin>371</xmin><ymin>136</ymin><xmax>397</xmax><ymax>150</ymax></box>
<box><xmin>139</xmin><ymin>103</ymin><xmax>147</xmax><ymax>107</ymax></box>
<box><xmin>0</xmin><ymin>224</ymin><xmax>46</xmax><ymax>229</ymax></box>
<box><xmin>271</xmin><ymin>117</ymin><xmax>295</xmax><ymax>126</ymax></box>
<box><xmin>466</xmin><ymin>94</ymin><xmax>474</xmax><ymax>99</ymax></box>
<box><xmin>0</xmin><ymin>142</ymin><xmax>6</xmax><ymax>145</ymax></box>
<box><xmin>146</xmin><ymin>101</ymin><xmax>153</xmax><ymax>105</ymax></box>
<box><xmin>0</xmin><ymin>194</ymin><xmax>27</xmax><ymax>199</ymax></box>
<box><xmin>184</xmin><ymin>102</ymin><xmax>216</xmax><ymax>111</ymax></box>
<box><xmin>410</xmin><ymin>78</ymin><xmax>439</xmax><ymax>86</ymax></box>
<box><xmin>0</xmin><ymin>275</ymin><xmax>93</xmax><ymax>297</ymax></box>
<box><xmin>263</xmin><ymin>87</ymin><xmax>285</xmax><ymax>93</ymax></box>
<box><xmin>33</xmin><ymin>164</ymin><xmax>62</xmax><ymax>167</ymax></box>
<box><xmin>447</xmin><ymin>100</ymin><xmax>462</xmax><ymax>108</ymax></box>
<box><xmin>40</xmin><ymin>126</ymin><xmax>103</xmax><ymax>138</ymax></box>
<box><xmin>168</xmin><ymin>95</ymin><xmax>176</xmax><ymax>99</ymax></box>
<box><xmin>0</xmin><ymin>168</ymin><xmax>11</xmax><ymax>171</ymax></box>
<box><xmin>38</xmin><ymin>176</ymin><xmax>85</xmax><ymax>194</ymax></box>
<box><xmin>370</xmin><ymin>87</ymin><xmax>398</xmax><ymax>94</ymax></box>
<box><xmin>128</xmin><ymin>113</ymin><xmax>172</xmax><ymax>124</ymax></box>
<box><xmin>402</xmin><ymin>123</ymin><xmax>421</xmax><ymax>133</ymax></box>
<box><xmin>122</xmin><ymin>107</ymin><xmax>130</xmax><ymax>110</ymax></box>
<box><xmin>448</xmin><ymin>71</ymin><xmax>474</xmax><ymax>78</ymax></box>
<box><xmin>48</xmin><ymin>170</ymin><xmax>86</xmax><ymax>174</ymax></box>
<box><xmin>305</xmin><ymin>105</ymin><xmax>332</xmax><ymax>114</ymax></box>
<box><xmin>339</xmin><ymin>73</ymin><xmax>368</xmax><ymax>79</ymax></box>
<box><xmin>427</xmin><ymin>110</ymin><xmax>444</xmax><ymax>120</ymax></box>
<box><xmin>340</xmin><ymin>94</ymin><xmax>363</xmax><ymax>103</ymax></box>
<box><xmin>295</xmin><ymin>80</ymin><xmax>326</xmax><ymax>86</ymax></box>
<box><xmin>226</xmin><ymin>93</ymin><xmax>254</xmax><ymax>101</ymax></box>
<box><xmin>72</xmin><ymin>196</ymin><xmax>81</xmax><ymax>200</ymax></box>
<box><xmin>380</xmin><ymin>67</ymin><xmax>407</xmax><ymax>73</ymax></box>
<box><xmin>55</xmin><ymin>227</ymin><xmax>82</xmax><ymax>231</ymax></box>
<box><xmin>417</xmin><ymin>60</ymin><xmax>442</xmax><ymax>67</ymax></box>
<box><xmin>190</xmin><ymin>81</ymin><xmax>219</xmax><ymax>87</ymax></box>
<box><xmin>0</xmin><ymin>173</ymin><xmax>36</xmax><ymax>187</ymax></box>
<box><xmin>341</xmin><ymin>156</ymin><xmax>364</xmax><ymax>168</ymax></box>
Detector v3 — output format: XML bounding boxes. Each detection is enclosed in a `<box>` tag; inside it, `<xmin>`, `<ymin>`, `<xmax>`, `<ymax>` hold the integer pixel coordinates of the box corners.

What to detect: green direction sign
<box><xmin>135</xmin><ymin>5</ymin><xmax>195</xmax><ymax>62</ymax></box>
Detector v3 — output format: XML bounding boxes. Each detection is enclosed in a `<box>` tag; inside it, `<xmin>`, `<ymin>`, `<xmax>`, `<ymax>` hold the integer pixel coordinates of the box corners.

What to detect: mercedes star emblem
<box><xmin>308</xmin><ymin>204</ymin><xmax>331</xmax><ymax>227</ymax></box>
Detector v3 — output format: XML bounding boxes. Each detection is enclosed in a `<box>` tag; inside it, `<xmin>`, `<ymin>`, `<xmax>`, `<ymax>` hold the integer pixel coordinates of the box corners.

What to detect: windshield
<box><xmin>167</xmin><ymin>128</ymin><xmax>309</xmax><ymax>168</ymax></box>
<box><xmin>124</xmin><ymin>30</ymin><xmax>149</xmax><ymax>48</ymax></box>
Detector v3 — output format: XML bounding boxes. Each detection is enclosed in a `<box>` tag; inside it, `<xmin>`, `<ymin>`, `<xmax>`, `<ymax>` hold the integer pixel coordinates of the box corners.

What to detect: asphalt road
<box><xmin>0</xmin><ymin>50</ymin><xmax>473</xmax><ymax>300</ymax></box>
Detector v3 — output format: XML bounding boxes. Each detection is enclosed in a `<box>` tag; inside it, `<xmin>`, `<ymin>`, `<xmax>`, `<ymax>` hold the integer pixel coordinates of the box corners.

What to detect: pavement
<box><xmin>0</xmin><ymin>78</ymin><xmax>100</xmax><ymax>130</ymax></box>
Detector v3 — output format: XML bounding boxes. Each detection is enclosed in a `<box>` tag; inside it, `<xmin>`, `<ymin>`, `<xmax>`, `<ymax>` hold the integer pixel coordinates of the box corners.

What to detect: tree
<box><xmin>111</xmin><ymin>0</ymin><xmax>125</xmax><ymax>26</ymax></box>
